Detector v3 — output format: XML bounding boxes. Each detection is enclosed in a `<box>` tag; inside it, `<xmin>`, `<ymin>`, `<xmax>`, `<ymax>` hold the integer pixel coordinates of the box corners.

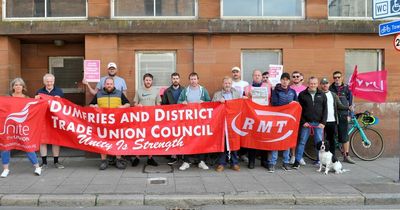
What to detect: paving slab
<box><xmin>294</xmin><ymin>194</ymin><xmax>365</xmax><ymax>205</ymax></box>
<box><xmin>39</xmin><ymin>194</ymin><xmax>96</xmax><ymax>207</ymax></box>
<box><xmin>0</xmin><ymin>194</ymin><xmax>39</xmax><ymax>206</ymax></box>
<box><xmin>96</xmin><ymin>194</ymin><xmax>144</xmax><ymax>206</ymax></box>
<box><xmin>224</xmin><ymin>193</ymin><xmax>295</xmax><ymax>205</ymax></box>
<box><xmin>145</xmin><ymin>194</ymin><xmax>223</xmax><ymax>208</ymax></box>
<box><xmin>364</xmin><ymin>193</ymin><xmax>400</xmax><ymax>205</ymax></box>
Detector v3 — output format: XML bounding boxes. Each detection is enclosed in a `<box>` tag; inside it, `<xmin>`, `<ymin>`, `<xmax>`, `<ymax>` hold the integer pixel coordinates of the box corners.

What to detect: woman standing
<box><xmin>1</xmin><ymin>78</ymin><xmax>41</xmax><ymax>178</ymax></box>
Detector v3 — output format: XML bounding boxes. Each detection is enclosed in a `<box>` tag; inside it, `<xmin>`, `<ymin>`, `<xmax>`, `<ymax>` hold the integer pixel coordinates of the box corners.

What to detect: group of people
<box><xmin>0</xmin><ymin>61</ymin><xmax>356</xmax><ymax>177</ymax></box>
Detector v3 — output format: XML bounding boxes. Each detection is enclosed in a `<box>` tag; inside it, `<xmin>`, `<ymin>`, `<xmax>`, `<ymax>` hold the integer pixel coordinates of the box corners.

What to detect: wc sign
<box><xmin>374</xmin><ymin>0</ymin><xmax>400</xmax><ymax>19</ymax></box>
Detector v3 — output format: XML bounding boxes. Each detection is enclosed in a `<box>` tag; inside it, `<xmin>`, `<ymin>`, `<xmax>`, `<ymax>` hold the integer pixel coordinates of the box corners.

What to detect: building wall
<box><xmin>0</xmin><ymin>37</ymin><xmax>20</xmax><ymax>94</ymax></box>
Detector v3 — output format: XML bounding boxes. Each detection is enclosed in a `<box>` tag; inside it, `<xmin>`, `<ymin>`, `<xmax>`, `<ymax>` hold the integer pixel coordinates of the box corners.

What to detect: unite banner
<box><xmin>0</xmin><ymin>95</ymin><xmax>302</xmax><ymax>155</ymax></box>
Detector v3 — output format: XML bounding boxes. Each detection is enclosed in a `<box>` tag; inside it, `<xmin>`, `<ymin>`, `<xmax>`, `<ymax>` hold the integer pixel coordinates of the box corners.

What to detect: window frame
<box><xmin>344</xmin><ymin>49</ymin><xmax>384</xmax><ymax>80</ymax></box>
<box><xmin>135</xmin><ymin>51</ymin><xmax>177</xmax><ymax>91</ymax></box>
<box><xmin>327</xmin><ymin>0</ymin><xmax>372</xmax><ymax>20</ymax></box>
<box><xmin>240</xmin><ymin>49</ymin><xmax>283</xmax><ymax>83</ymax></box>
<box><xmin>2</xmin><ymin>0</ymin><xmax>88</xmax><ymax>21</ymax></box>
<box><xmin>220</xmin><ymin>0</ymin><xmax>305</xmax><ymax>20</ymax></box>
<box><xmin>48</xmin><ymin>56</ymin><xmax>85</xmax><ymax>94</ymax></box>
<box><xmin>111</xmin><ymin>0</ymin><xmax>198</xmax><ymax>20</ymax></box>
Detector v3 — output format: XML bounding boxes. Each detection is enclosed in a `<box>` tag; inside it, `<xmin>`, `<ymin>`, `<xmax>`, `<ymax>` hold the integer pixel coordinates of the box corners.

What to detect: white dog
<box><xmin>316</xmin><ymin>141</ymin><xmax>348</xmax><ymax>175</ymax></box>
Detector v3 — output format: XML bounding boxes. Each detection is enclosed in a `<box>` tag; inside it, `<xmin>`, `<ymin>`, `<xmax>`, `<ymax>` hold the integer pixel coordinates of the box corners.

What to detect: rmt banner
<box><xmin>0</xmin><ymin>95</ymin><xmax>301</xmax><ymax>155</ymax></box>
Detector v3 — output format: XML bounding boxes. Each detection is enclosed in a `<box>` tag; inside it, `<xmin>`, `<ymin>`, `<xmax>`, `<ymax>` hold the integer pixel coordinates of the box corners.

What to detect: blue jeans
<box><xmin>1</xmin><ymin>151</ymin><xmax>38</xmax><ymax>165</ymax></box>
<box><xmin>218</xmin><ymin>151</ymin><xmax>239</xmax><ymax>166</ymax></box>
<box><xmin>295</xmin><ymin>122</ymin><xmax>323</xmax><ymax>162</ymax></box>
<box><xmin>268</xmin><ymin>149</ymin><xmax>290</xmax><ymax>165</ymax></box>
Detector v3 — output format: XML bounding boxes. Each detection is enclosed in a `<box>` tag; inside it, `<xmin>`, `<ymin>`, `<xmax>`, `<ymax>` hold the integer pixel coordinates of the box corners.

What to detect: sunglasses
<box><xmin>333</xmin><ymin>76</ymin><xmax>341</xmax><ymax>79</ymax></box>
<box><xmin>292</xmin><ymin>75</ymin><xmax>300</xmax><ymax>78</ymax></box>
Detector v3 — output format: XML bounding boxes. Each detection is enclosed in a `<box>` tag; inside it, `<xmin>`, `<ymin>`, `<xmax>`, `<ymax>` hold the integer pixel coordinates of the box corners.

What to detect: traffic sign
<box><xmin>394</xmin><ymin>34</ymin><xmax>400</xmax><ymax>51</ymax></box>
<box><xmin>379</xmin><ymin>20</ymin><xmax>400</xmax><ymax>36</ymax></box>
<box><xmin>373</xmin><ymin>0</ymin><xmax>400</xmax><ymax>19</ymax></box>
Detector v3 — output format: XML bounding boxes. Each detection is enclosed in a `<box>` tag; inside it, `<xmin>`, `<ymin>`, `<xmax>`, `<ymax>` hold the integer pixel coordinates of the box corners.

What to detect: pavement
<box><xmin>0</xmin><ymin>156</ymin><xmax>399</xmax><ymax>208</ymax></box>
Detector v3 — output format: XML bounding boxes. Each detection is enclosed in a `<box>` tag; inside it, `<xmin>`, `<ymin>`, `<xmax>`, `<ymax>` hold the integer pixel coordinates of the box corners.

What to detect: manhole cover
<box><xmin>148</xmin><ymin>177</ymin><xmax>167</xmax><ymax>185</ymax></box>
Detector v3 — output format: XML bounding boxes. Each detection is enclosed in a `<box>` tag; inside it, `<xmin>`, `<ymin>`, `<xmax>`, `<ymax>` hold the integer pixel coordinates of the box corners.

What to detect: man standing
<box><xmin>89</xmin><ymin>77</ymin><xmax>130</xmax><ymax>170</ymax></box>
<box><xmin>213</xmin><ymin>76</ymin><xmax>242</xmax><ymax>172</ymax></box>
<box><xmin>35</xmin><ymin>73</ymin><xmax>65</xmax><ymax>169</ymax></box>
<box><xmin>83</xmin><ymin>62</ymin><xmax>127</xmax><ymax>96</ymax></box>
<box><xmin>267</xmin><ymin>73</ymin><xmax>297</xmax><ymax>172</ymax></box>
<box><xmin>329</xmin><ymin>71</ymin><xmax>356</xmax><ymax>164</ymax></box>
<box><xmin>231</xmin><ymin>66</ymin><xmax>249</xmax><ymax>97</ymax></box>
<box><xmin>162</xmin><ymin>72</ymin><xmax>184</xmax><ymax>165</ymax></box>
<box><xmin>293</xmin><ymin>77</ymin><xmax>327</xmax><ymax>169</ymax></box>
<box><xmin>131</xmin><ymin>73</ymin><xmax>161</xmax><ymax>167</ymax></box>
<box><xmin>320</xmin><ymin>78</ymin><xmax>349</xmax><ymax>156</ymax></box>
<box><xmin>262</xmin><ymin>71</ymin><xmax>269</xmax><ymax>84</ymax></box>
<box><xmin>177</xmin><ymin>72</ymin><xmax>211</xmax><ymax>171</ymax></box>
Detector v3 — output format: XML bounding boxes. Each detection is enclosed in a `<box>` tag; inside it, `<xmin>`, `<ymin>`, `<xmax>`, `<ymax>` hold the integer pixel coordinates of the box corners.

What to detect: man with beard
<box><xmin>131</xmin><ymin>73</ymin><xmax>161</xmax><ymax>167</ymax></box>
<box><xmin>83</xmin><ymin>62</ymin><xmax>127</xmax><ymax>96</ymax></box>
<box><xmin>162</xmin><ymin>72</ymin><xmax>184</xmax><ymax>165</ymax></box>
<box><xmin>231</xmin><ymin>66</ymin><xmax>249</xmax><ymax>97</ymax></box>
<box><xmin>89</xmin><ymin>77</ymin><xmax>130</xmax><ymax>170</ymax></box>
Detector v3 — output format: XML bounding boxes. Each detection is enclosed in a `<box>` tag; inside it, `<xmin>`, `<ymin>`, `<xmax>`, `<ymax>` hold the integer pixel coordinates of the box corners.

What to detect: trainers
<box><xmin>240</xmin><ymin>155</ymin><xmax>249</xmax><ymax>163</ymax></box>
<box><xmin>267</xmin><ymin>164</ymin><xmax>275</xmax><ymax>173</ymax></box>
<box><xmin>147</xmin><ymin>158</ymin><xmax>159</xmax><ymax>166</ymax></box>
<box><xmin>282</xmin><ymin>163</ymin><xmax>292</xmax><ymax>171</ymax></box>
<box><xmin>215</xmin><ymin>165</ymin><xmax>224</xmax><ymax>172</ymax></box>
<box><xmin>34</xmin><ymin>167</ymin><xmax>42</xmax><ymax>176</ymax></box>
<box><xmin>299</xmin><ymin>158</ymin><xmax>306</xmax><ymax>166</ymax></box>
<box><xmin>108</xmin><ymin>157</ymin><xmax>117</xmax><ymax>166</ymax></box>
<box><xmin>40</xmin><ymin>163</ymin><xmax>47</xmax><ymax>170</ymax></box>
<box><xmin>313</xmin><ymin>160</ymin><xmax>320</xmax><ymax>167</ymax></box>
<box><xmin>289</xmin><ymin>156</ymin><xmax>295</xmax><ymax>164</ymax></box>
<box><xmin>343</xmin><ymin>155</ymin><xmax>356</xmax><ymax>164</ymax></box>
<box><xmin>131</xmin><ymin>157</ymin><xmax>140</xmax><ymax>167</ymax></box>
<box><xmin>179</xmin><ymin>162</ymin><xmax>190</xmax><ymax>171</ymax></box>
<box><xmin>231</xmin><ymin>165</ymin><xmax>240</xmax><ymax>171</ymax></box>
<box><xmin>116</xmin><ymin>159</ymin><xmax>127</xmax><ymax>169</ymax></box>
<box><xmin>292</xmin><ymin>161</ymin><xmax>300</xmax><ymax>169</ymax></box>
<box><xmin>54</xmin><ymin>163</ymin><xmax>65</xmax><ymax>169</ymax></box>
<box><xmin>167</xmin><ymin>158</ymin><xmax>178</xmax><ymax>165</ymax></box>
<box><xmin>99</xmin><ymin>160</ymin><xmax>108</xmax><ymax>170</ymax></box>
<box><xmin>1</xmin><ymin>169</ymin><xmax>10</xmax><ymax>178</ymax></box>
<box><xmin>198</xmin><ymin>161</ymin><xmax>209</xmax><ymax>170</ymax></box>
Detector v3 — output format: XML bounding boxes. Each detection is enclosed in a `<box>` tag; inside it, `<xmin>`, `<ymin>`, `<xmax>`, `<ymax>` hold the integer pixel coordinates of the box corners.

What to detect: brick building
<box><xmin>0</xmin><ymin>0</ymin><xmax>398</xmax><ymax>155</ymax></box>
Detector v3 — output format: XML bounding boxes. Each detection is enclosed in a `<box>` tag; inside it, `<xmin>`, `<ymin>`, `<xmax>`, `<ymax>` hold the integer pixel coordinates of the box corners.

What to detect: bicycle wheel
<box><xmin>350</xmin><ymin>128</ymin><xmax>384</xmax><ymax>161</ymax></box>
<box><xmin>304</xmin><ymin>135</ymin><xmax>318</xmax><ymax>161</ymax></box>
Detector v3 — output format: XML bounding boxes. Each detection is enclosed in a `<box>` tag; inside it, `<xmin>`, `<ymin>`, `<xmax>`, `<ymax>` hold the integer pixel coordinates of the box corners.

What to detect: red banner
<box><xmin>349</xmin><ymin>66</ymin><xmax>387</xmax><ymax>103</ymax></box>
<box><xmin>0</xmin><ymin>96</ymin><xmax>301</xmax><ymax>154</ymax></box>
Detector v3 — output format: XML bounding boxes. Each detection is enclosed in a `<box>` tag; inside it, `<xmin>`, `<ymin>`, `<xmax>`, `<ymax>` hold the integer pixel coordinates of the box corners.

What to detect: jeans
<box><xmin>268</xmin><ymin>149</ymin><xmax>290</xmax><ymax>165</ymax></box>
<box><xmin>1</xmin><ymin>151</ymin><xmax>38</xmax><ymax>165</ymax></box>
<box><xmin>218</xmin><ymin>151</ymin><xmax>239</xmax><ymax>166</ymax></box>
<box><xmin>295</xmin><ymin>122</ymin><xmax>323</xmax><ymax>162</ymax></box>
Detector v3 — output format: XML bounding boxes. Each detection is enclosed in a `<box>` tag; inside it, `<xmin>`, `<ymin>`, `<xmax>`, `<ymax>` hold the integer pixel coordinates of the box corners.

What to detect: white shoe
<box><xmin>289</xmin><ymin>156</ymin><xmax>295</xmax><ymax>164</ymax></box>
<box><xmin>1</xmin><ymin>169</ymin><xmax>10</xmax><ymax>178</ymax></box>
<box><xmin>179</xmin><ymin>162</ymin><xmax>190</xmax><ymax>171</ymax></box>
<box><xmin>300</xmin><ymin>158</ymin><xmax>306</xmax><ymax>166</ymax></box>
<box><xmin>198</xmin><ymin>161</ymin><xmax>209</xmax><ymax>170</ymax></box>
<box><xmin>34</xmin><ymin>167</ymin><xmax>42</xmax><ymax>176</ymax></box>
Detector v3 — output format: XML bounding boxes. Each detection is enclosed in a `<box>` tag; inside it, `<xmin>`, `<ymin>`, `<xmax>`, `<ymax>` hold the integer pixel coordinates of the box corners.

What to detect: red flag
<box><xmin>349</xmin><ymin>67</ymin><xmax>387</xmax><ymax>103</ymax></box>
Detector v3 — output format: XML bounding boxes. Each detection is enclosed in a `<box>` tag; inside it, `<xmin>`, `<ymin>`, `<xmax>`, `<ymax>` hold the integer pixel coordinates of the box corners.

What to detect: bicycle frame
<box><xmin>348</xmin><ymin>112</ymin><xmax>371</xmax><ymax>146</ymax></box>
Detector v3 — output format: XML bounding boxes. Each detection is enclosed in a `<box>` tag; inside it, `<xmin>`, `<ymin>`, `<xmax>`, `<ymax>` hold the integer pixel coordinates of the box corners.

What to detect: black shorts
<box><xmin>337</xmin><ymin>115</ymin><xmax>349</xmax><ymax>143</ymax></box>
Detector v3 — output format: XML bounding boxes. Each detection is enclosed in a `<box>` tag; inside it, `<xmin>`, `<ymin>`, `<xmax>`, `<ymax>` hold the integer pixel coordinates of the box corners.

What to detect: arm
<box><xmin>161</xmin><ymin>89</ymin><xmax>168</xmax><ymax>105</ymax></box>
<box><xmin>334</xmin><ymin>93</ymin><xmax>349</xmax><ymax>110</ymax></box>
<box><xmin>120</xmin><ymin>93</ymin><xmax>130</xmax><ymax>108</ymax></box>
<box><xmin>202</xmin><ymin>89</ymin><xmax>211</xmax><ymax>102</ymax></box>
<box><xmin>155</xmin><ymin>93</ymin><xmax>161</xmax><ymax>106</ymax></box>
<box><xmin>133</xmin><ymin>91</ymin><xmax>140</xmax><ymax>106</ymax></box>
<box><xmin>89</xmin><ymin>95</ymin><xmax>98</xmax><ymax>106</ymax></box>
<box><xmin>82</xmin><ymin>79</ymin><xmax>99</xmax><ymax>95</ymax></box>
<box><xmin>321</xmin><ymin>94</ymin><xmax>328</xmax><ymax>126</ymax></box>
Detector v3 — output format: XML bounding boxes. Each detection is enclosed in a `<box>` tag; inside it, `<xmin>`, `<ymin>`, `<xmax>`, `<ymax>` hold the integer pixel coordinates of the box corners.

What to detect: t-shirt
<box><xmin>186</xmin><ymin>86</ymin><xmax>201</xmax><ymax>103</ymax></box>
<box><xmin>171</xmin><ymin>87</ymin><xmax>182</xmax><ymax>103</ymax></box>
<box><xmin>290</xmin><ymin>84</ymin><xmax>307</xmax><ymax>96</ymax></box>
<box><xmin>325</xmin><ymin>91</ymin><xmax>335</xmax><ymax>122</ymax></box>
<box><xmin>133</xmin><ymin>87</ymin><xmax>161</xmax><ymax>106</ymax></box>
<box><xmin>232</xmin><ymin>80</ymin><xmax>249</xmax><ymax>96</ymax></box>
<box><xmin>96</xmin><ymin>76</ymin><xmax>127</xmax><ymax>93</ymax></box>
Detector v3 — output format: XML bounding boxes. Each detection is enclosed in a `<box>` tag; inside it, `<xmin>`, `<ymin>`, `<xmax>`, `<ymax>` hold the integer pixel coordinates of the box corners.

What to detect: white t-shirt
<box><xmin>232</xmin><ymin>80</ymin><xmax>249</xmax><ymax>96</ymax></box>
<box><xmin>325</xmin><ymin>91</ymin><xmax>336</xmax><ymax>122</ymax></box>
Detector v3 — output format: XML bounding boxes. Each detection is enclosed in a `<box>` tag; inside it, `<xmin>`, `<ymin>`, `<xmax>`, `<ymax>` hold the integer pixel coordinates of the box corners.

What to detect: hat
<box><xmin>280</xmin><ymin>72</ymin><xmax>290</xmax><ymax>80</ymax></box>
<box><xmin>231</xmin><ymin>66</ymin><xmax>241</xmax><ymax>72</ymax></box>
<box><xmin>320</xmin><ymin>77</ymin><xmax>329</xmax><ymax>84</ymax></box>
<box><xmin>107</xmin><ymin>62</ymin><xmax>117</xmax><ymax>69</ymax></box>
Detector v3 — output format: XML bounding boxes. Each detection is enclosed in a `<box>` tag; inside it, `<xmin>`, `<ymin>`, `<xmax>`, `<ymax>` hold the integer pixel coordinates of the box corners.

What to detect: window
<box><xmin>49</xmin><ymin>57</ymin><xmax>85</xmax><ymax>93</ymax></box>
<box><xmin>241</xmin><ymin>50</ymin><xmax>282</xmax><ymax>83</ymax></box>
<box><xmin>222</xmin><ymin>0</ymin><xmax>304</xmax><ymax>18</ymax></box>
<box><xmin>345</xmin><ymin>50</ymin><xmax>383</xmax><ymax>81</ymax></box>
<box><xmin>136</xmin><ymin>52</ymin><xmax>176</xmax><ymax>89</ymax></box>
<box><xmin>328</xmin><ymin>0</ymin><xmax>372</xmax><ymax>19</ymax></box>
<box><xmin>4</xmin><ymin>0</ymin><xmax>87</xmax><ymax>20</ymax></box>
<box><xmin>113</xmin><ymin>0</ymin><xmax>197</xmax><ymax>18</ymax></box>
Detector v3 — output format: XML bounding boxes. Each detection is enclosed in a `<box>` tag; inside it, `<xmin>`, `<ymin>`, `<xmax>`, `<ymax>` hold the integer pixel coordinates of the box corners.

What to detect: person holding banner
<box><xmin>213</xmin><ymin>76</ymin><xmax>242</xmax><ymax>172</ymax></box>
<box><xmin>1</xmin><ymin>78</ymin><xmax>42</xmax><ymax>178</ymax></box>
<box><xmin>35</xmin><ymin>73</ymin><xmax>65</xmax><ymax>169</ymax></box>
<box><xmin>267</xmin><ymin>73</ymin><xmax>297</xmax><ymax>173</ymax></box>
<box><xmin>293</xmin><ymin>77</ymin><xmax>327</xmax><ymax>169</ymax></box>
<box><xmin>83</xmin><ymin>62</ymin><xmax>127</xmax><ymax>96</ymax></box>
<box><xmin>231</xmin><ymin>66</ymin><xmax>249</xmax><ymax>97</ymax></box>
<box><xmin>131</xmin><ymin>73</ymin><xmax>161</xmax><ymax>167</ymax></box>
<box><xmin>329</xmin><ymin>71</ymin><xmax>355</xmax><ymax>164</ymax></box>
<box><xmin>89</xmin><ymin>77</ymin><xmax>130</xmax><ymax>170</ymax></box>
<box><xmin>177</xmin><ymin>72</ymin><xmax>211</xmax><ymax>171</ymax></box>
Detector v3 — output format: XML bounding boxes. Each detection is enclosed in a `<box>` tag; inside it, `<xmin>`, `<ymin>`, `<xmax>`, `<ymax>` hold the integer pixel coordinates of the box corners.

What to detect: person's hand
<box><xmin>136</xmin><ymin>104</ymin><xmax>143</xmax><ymax>107</ymax></box>
<box><xmin>219</xmin><ymin>98</ymin><xmax>225</xmax><ymax>103</ymax></box>
<box><xmin>54</xmin><ymin>96</ymin><xmax>60</xmax><ymax>98</ymax></box>
<box><xmin>181</xmin><ymin>101</ymin><xmax>188</xmax><ymax>105</ymax></box>
<box><xmin>349</xmin><ymin>104</ymin><xmax>355</xmax><ymax>112</ymax></box>
<box><xmin>89</xmin><ymin>104</ymin><xmax>98</xmax><ymax>108</ymax></box>
<box><xmin>34</xmin><ymin>95</ymin><xmax>41</xmax><ymax>99</ymax></box>
<box><xmin>82</xmin><ymin>79</ymin><xmax>88</xmax><ymax>85</ymax></box>
<box><xmin>303</xmin><ymin>122</ymin><xmax>310</xmax><ymax>128</ymax></box>
<box><xmin>318</xmin><ymin>123</ymin><xmax>325</xmax><ymax>129</ymax></box>
<box><xmin>242</xmin><ymin>96</ymin><xmax>248</xmax><ymax>99</ymax></box>
<box><xmin>199</xmin><ymin>100</ymin><xmax>204</xmax><ymax>103</ymax></box>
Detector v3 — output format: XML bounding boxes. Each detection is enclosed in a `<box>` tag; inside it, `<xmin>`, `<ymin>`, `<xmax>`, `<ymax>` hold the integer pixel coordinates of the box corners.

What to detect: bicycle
<box><xmin>304</xmin><ymin>111</ymin><xmax>384</xmax><ymax>161</ymax></box>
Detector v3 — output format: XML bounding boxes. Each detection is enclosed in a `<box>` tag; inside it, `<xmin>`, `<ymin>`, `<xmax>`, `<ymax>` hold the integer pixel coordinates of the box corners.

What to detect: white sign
<box><xmin>251</xmin><ymin>87</ymin><xmax>269</xmax><ymax>106</ymax></box>
<box><xmin>373</xmin><ymin>0</ymin><xmax>400</xmax><ymax>19</ymax></box>
<box><xmin>268</xmin><ymin>65</ymin><xmax>284</xmax><ymax>87</ymax></box>
<box><xmin>394</xmin><ymin>34</ymin><xmax>400</xmax><ymax>51</ymax></box>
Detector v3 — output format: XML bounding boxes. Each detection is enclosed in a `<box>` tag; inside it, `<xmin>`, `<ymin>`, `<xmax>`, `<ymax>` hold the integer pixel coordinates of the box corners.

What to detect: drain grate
<box><xmin>147</xmin><ymin>177</ymin><xmax>167</xmax><ymax>185</ymax></box>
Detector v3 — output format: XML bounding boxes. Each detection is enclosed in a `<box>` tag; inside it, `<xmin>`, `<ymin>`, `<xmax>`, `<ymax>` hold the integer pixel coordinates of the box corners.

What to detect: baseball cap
<box><xmin>107</xmin><ymin>62</ymin><xmax>117</xmax><ymax>69</ymax></box>
<box><xmin>231</xmin><ymin>66</ymin><xmax>241</xmax><ymax>72</ymax></box>
<box><xmin>320</xmin><ymin>77</ymin><xmax>329</xmax><ymax>84</ymax></box>
<box><xmin>280</xmin><ymin>72</ymin><xmax>290</xmax><ymax>80</ymax></box>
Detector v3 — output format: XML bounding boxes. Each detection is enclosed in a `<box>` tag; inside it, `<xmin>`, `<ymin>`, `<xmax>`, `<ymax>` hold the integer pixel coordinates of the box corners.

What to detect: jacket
<box><xmin>90</xmin><ymin>87</ymin><xmax>129</xmax><ymax>108</ymax></box>
<box><xmin>212</xmin><ymin>88</ymin><xmax>241</xmax><ymax>102</ymax></box>
<box><xmin>271</xmin><ymin>84</ymin><xmax>297</xmax><ymax>106</ymax></box>
<box><xmin>177</xmin><ymin>85</ymin><xmax>211</xmax><ymax>103</ymax></box>
<box><xmin>329</xmin><ymin>83</ymin><xmax>352</xmax><ymax>116</ymax></box>
<box><xmin>298</xmin><ymin>88</ymin><xmax>327</xmax><ymax>125</ymax></box>
<box><xmin>161</xmin><ymin>85</ymin><xmax>184</xmax><ymax>105</ymax></box>
<box><xmin>326</xmin><ymin>91</ymin><xmax>349</xmax><ymax>124</ymax></box>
